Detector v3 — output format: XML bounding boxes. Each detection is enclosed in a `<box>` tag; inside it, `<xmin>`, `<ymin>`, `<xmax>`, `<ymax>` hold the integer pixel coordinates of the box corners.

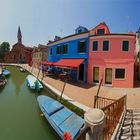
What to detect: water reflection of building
<box><xmin>4</xmin><ymin>27</ymin><xmax>33</xmax><ymax>64</ymax></box>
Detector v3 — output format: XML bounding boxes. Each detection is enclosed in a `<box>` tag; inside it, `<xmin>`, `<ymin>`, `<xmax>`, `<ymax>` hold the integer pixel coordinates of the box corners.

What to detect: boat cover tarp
<box><xmin>26</xmin><ymin>75</ymin><xmax>43</xmax><ymax>89</ymax></box>
<box><xmin>42</xmin><ymin>100</ymin><xmax>64</xmax><ymax>116</ymax></box>
<box><xmin>59</xmin><ymin>113</ymin><xmax>84</xmax><ymax>139</ymax></box>
<box><xmin>50</xmin><ymin>108</ymin><xmax>73</xmax><ymax>126</ymax></box>
<box><xmin>3</xmin><ymin>69</ymin><xmax>10</xmax><ymax>75</ymax></box>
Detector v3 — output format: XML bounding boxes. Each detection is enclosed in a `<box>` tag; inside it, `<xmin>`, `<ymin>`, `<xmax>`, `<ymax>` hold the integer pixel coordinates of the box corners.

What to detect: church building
<box><xmin>4</xmin><ymin>27</ymin><xmax>33</xmax><ymax>65</ymax></box>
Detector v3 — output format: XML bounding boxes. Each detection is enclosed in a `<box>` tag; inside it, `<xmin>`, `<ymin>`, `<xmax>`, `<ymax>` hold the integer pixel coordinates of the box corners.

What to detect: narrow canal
<box><xmin>0</xmin><ymin>66</ymin><xmax>59</xmax><ymax>140</ymax></box>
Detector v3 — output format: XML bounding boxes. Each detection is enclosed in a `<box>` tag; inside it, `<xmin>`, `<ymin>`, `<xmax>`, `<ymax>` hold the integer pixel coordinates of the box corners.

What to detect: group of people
<box><xmin>40</xmin><ymin>64</ymin><xmax>71</xmax><ymax>80</ymax></box>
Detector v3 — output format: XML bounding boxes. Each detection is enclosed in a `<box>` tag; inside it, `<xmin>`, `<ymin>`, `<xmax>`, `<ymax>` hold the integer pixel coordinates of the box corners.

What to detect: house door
<box><xmin>78</xmin><ymin>64</ymin><xmax>84</xmax><ymax>81</ymax></box>
<box><xmin>105</xmin><ymin>68</ymin><xmax>112</xmax><ymax>84</ymax></box>
<box><xmin>93</xmin><ymin>67</ymin><xmax>99</xmax><ymax>83</ymax></box>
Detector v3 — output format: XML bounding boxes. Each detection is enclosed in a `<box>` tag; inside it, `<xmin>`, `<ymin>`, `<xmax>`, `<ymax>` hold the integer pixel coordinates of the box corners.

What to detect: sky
<box><xmin>0</xmin><ymin>0</ymin><xmax>140</xmax><ymax>47</ymax></box>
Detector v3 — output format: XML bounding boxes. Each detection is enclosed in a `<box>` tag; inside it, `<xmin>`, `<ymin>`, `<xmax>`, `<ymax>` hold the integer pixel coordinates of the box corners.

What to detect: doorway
<box><xmin>78</xmin><ymin>64</ymin><xmax>84</xmax><ymax>81</ymax></box>
<box><xmin>105</xmin><ymin>68</ymin><xmax>112</xmax><ymax>84</ymax></box>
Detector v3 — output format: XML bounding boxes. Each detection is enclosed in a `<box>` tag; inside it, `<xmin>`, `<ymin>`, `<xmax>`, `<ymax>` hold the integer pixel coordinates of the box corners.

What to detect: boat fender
<box><xmin>63</xmin><ymin>131</ymin><xmax>71</xmax><ymax>140</ymax></box>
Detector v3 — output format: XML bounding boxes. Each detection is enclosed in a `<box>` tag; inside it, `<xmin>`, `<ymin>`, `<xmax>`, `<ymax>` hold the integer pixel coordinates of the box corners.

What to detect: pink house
<box><xmin>87</xmin><ymin>22</ymin><xmax>135</xmax><ymax>88</ymax></box>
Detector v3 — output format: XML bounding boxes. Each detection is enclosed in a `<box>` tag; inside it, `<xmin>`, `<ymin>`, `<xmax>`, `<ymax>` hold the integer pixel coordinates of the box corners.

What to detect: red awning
<box><xmin>41</xmin><ymin>61</ymin><xmax>55</xmax><ymax>65</ymax></box>
<box><xmin>54</xmin><ymin>59</ymin><xmax>84</xmax><ymax>68</ymax></box>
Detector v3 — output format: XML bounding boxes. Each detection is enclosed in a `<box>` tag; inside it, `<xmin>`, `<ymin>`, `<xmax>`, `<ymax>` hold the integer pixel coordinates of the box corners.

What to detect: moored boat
<box><xmin>0</xmin><ymin>75</ymin><xmax>7</xmax><ymax>86</ymax></box>
<box><xmin>26</xmin><ymin>75</ymin><xmax>43</xmax><ymax>91</ymax></box>
<box><xmin>20</xmin><ymin>68</ymin><xmax>26</xmax><ymax>72</ymax></box>
<box><xmin>37</xmin><ymin>95</ymin><xmax>85</xmax><ymax>140</ymax></box>
<box><xmin>2</xmin><ymin>69</ymin><xmax>10</xmax><ymax>76</ymax></box>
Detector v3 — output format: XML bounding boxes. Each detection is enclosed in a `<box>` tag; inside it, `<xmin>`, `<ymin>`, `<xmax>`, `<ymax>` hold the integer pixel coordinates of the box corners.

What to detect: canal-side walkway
<box><xmin>2</xmin><ymin>63</ymin><xmax>140</xmax><ymax>109</ymax></box>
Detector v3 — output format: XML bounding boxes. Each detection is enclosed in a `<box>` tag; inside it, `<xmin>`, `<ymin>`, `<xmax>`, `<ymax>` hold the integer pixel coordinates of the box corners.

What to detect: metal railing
<box><xmin>95</xmin><ymin>95</ymin><xmax>126</xmax><ymax>140</ymax></box>
<box><xmin>94</xmin><ymin>95</ymin><xmax>116</xmax><ymax>109</ymax></box>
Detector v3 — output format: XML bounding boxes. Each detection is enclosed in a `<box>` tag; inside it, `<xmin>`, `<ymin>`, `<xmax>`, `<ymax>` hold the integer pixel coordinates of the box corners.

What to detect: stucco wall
<box><xmin>88</xmin><ymin>35</ymin><xmax>135</xmax><ymax>88</ymax></box>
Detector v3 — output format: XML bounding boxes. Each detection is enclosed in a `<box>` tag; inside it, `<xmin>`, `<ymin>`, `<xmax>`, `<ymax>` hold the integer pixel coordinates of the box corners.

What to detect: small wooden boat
<box><xmin>37</xmin><ymin>95</ymin><xmax>84</xmax><ymax>140</ymax></box>
<box><xmin>20</xmin><ymin>68</ymin><xmax>26</xmax><ymax>72</ymax></box>
<box><xmin>26</xmin><ymin>75</ymin><xmax>43</xmax><ymax>91</ymax></box>
<box><xmin>2</xmin><ymin>69</ymin><xmax>10</xmax><ymax>76</ymax></box>
<box><xmin>0</xmin><ymin>75</ymin><xmax>7</xmax><ymax>86</ymax></box>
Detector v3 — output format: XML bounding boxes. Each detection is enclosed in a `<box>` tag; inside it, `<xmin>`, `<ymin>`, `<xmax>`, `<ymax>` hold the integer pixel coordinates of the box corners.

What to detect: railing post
<box><xmin>84</xmin><ymin>108</ymin><xmax>106</xmax><ymax>140</ymax></box>
<box><xmin>124</xmin><ymin>93</ymin><xmax>127</xmax><ymax>111</ymax></box>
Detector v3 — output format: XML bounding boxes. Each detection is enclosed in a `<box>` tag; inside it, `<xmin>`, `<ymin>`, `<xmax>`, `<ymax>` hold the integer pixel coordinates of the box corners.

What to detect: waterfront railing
<box><xmin>94</xmin><ymin>95</ymin><xmax>127</xmax><ymax>140</ymax></box>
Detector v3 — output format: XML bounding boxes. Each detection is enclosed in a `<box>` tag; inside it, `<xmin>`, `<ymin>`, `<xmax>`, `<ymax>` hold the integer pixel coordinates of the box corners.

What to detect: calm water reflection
<box><xmin>0</xmin><ymin>66</ymin><xmax>59</xmax><ymax>140</ymax></box>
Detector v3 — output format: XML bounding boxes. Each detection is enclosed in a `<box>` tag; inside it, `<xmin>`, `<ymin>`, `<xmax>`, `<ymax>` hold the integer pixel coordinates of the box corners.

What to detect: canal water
<box><xmin>0</xmin><ymin>66</ymin><xmax>59</xmax><ymax>140</ymax></box>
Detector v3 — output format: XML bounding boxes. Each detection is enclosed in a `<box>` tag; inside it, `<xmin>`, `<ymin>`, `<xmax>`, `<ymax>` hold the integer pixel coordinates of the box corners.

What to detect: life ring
<box><xmin>63</xmin><ymin>131</ymin><xmax>71</xmax><ymax>140</ymax></box>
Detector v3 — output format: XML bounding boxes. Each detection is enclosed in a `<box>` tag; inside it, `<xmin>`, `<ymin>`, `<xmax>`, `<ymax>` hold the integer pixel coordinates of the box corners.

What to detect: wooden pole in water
<box><xmin>94</xmin><ymin>78</ymin><xmax>103</xmax><ymax>108</ymax></box>
<box><xmin>37</xmin><ymin>68</ymin><xmax>40</xmax><ymax>79</ymax></box>
<box><xmin>60</xmin><ymin>78</ymin><xmax>67</xmax><ymax>102</ymax></box>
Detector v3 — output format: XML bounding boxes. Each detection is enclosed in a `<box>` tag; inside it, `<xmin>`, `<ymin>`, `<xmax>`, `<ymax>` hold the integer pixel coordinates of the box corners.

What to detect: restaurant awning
<box><xmin>41</xmin><ymin>61</ymin><xmax>55</xmax><ymax>65</ymax></box>
<box><xmin>54</xmin><ymin>58</ymin><xmax>84</xmax><ymax>68</ymax></box>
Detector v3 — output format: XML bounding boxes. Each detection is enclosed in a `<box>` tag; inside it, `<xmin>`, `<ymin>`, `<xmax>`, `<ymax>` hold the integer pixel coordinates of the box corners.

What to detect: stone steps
<box><xmin>115</xmin><ymin>109</ymin><xmax>140</xmax><ymax>140</ymax></box>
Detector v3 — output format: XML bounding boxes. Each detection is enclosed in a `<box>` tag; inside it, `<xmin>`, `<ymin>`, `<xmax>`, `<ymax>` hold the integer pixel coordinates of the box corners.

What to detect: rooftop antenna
<box><xmin>126</xmin><ymin>16</ymin><xmax>131</xmax><ymax>32</ymax></box>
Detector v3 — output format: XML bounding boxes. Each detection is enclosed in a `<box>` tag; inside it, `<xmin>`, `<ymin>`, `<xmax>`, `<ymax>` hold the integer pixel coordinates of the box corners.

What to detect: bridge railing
<box><xmin>95</xmin><ymin>95</ymin><xmax>126</xmax><ymax>140</ymax></box>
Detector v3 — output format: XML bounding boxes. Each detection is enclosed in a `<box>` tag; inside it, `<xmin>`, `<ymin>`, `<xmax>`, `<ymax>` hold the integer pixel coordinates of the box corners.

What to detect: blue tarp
<box><xmin>3</xmin><ymin>69</ymin><xmax>10</xmax><ymax>76</ymax></box>
<box><xmin>42</xmin><ymin>100</ymin><xmax>64</xmax><ymax>116</ymax></box>
<box><xmin>50</xmin><ymin>108</ymin><xmax>73</xmax><ymax>126</ymax></box>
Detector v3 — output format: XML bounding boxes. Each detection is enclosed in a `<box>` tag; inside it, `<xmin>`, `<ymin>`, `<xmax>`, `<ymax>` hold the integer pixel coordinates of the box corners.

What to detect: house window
<box><xmin>122</xmin><ymin>41</ymin><xmax>129</xmax><ymax>51</ymax></box>
<box><xmin>103</xmin><ymin>40</ymin><xmax>109</xmax><ymax>51</ymax></box>
<box><xmin>62</xmin><ymin>44</ymin><xmax>68</xmax><ymax>54</ymax></box>
<box><xmin>97</xmin><ymin>29</ymin><xmax>105</xmax><ymax>35</ymax></box>
<box><xmin>50</xmin><ymin>48</ymin><xmax>52</xmax><ymax>55</ymax></box>
<box><xmin>78</xmin><ymin>41</ymin><xmax>86</xmax><ymax>53</ymax></box>
<box><xmin>78</xmin><ymin>29</ymin><xmax>82</xmax><ymax>33</ymax></box>
<box><xmin>115</xmin><ymin>69</ymin><xmax>125</xmax><ymax>79</ymax></box>
<box><xmin>56</xmin><ymin>46</ymin><xmax>61</xmax><ymax>54</ymax></box>
<box><xmin>92</xmin><ymin>41</ymin><xmax>98</xmax><ymax>51</ymax></box>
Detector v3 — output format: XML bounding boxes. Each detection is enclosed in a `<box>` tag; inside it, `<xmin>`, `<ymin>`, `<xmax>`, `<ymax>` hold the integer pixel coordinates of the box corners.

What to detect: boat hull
<box><xmin>26</xmin><ymin>75</ymin><xmax>43</xmax><ymax>90</ymax></box>
<box><xmin>37</xmin><ymin>95</ymin><xmax>84</xmax><ymax>140</ymax></box>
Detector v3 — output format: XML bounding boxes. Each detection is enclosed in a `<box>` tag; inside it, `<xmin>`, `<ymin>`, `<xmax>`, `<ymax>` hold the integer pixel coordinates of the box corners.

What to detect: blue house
<box><xmin>47</xmin><ymin>26</ymin><xmax>89</xmax><ymax>83</ymax></box>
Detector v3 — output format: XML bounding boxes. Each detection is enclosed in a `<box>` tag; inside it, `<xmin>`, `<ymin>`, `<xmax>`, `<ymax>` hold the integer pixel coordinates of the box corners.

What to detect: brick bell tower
<box><xmin>17</xmin><ymin>26</ymin><xmax>22</xmax><ymax>44</ymax></box>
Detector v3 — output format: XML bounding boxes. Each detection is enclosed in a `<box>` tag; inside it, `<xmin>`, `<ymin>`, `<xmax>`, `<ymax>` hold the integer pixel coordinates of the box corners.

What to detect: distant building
<box><xmin>32</xmin><ymin>44</ymin><xmax>48</xmax><ymax>68</ymax></box>
<box><xmin>4</xmin><ymin>26</ymin><xmax>33</xmax><ymax>64</ymax></box>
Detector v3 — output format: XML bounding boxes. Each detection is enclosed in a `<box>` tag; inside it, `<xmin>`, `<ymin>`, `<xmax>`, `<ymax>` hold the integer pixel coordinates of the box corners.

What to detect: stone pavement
<box><xmin>15</xmin><ymin>64</ymin><xmax>140</xmax><ymax>109</ymax></box>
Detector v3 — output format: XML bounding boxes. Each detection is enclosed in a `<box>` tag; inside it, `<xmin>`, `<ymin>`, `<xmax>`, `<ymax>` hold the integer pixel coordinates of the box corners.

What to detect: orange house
<box><xmin>87</xmin><ymin>22</ymin><xmax>135</xmax><ymax>88</ymax></box>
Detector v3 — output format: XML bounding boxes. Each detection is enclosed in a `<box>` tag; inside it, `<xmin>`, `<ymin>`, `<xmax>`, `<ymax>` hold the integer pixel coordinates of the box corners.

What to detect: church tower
<box><xmin>17</xmin><ymin>26</ymin><xmax>22</xmax><ymax>44</ymax></box>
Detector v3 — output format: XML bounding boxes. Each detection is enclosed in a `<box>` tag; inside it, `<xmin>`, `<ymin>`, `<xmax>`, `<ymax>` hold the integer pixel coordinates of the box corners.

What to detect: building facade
<box><xmin>32</xmin><ymin>44</ymin><xmax>48</xmax><ymax>68</ymax></box>
<box><xmin>87</xmin><ymin>23</ymin><xmax>135</xmax><ymax>88</ymax></box>
<box><xmin>136</xmin><ymin>28</ymin><xmax>140</xmax><ymax>80</ymax></box>
<box><xmin>47</xmin><ymin>26</ymin><xmax>89</xmax><ymax>83</ymax></box>
<box><xmin>4</xmin><ymin>27</ymin><xmax>33</xmax><ymax>64</ymax></box>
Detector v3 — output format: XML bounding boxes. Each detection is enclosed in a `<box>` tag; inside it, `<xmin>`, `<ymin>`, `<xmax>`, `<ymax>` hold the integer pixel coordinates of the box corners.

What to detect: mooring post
<box><xmin>94</xmin><ymin>78</ymin><xmax>103</xmax><ymax>108</ymax></box>
<box><xmin>60</xmin><ymin>78</ymin><xmax>67</xmax><ymax>101</ymax></box>
<box><xmin>84</xmin><ymin>108</ymin><xmax>106</xmax><ymax>140</ymax></box>
<box><xmin>37</xmin><ymin>68</ymin><xmax>40</xmax><ymax>79</ymax></box>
